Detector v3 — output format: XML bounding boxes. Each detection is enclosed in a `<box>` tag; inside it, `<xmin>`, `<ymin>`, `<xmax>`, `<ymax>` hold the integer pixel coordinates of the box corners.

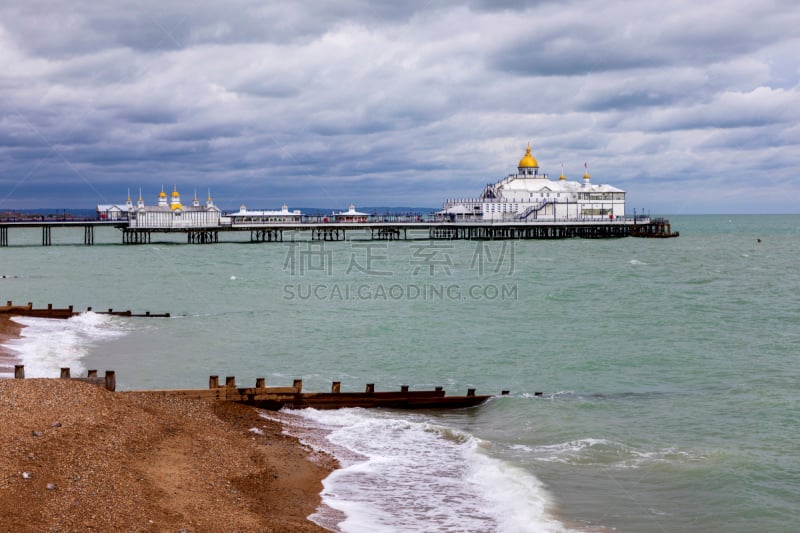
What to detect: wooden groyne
<box><xmin>12</xmin><ymin>366</ymin><xmax>116</xmax><ymax>391</ymax></box>
<box><xmin>0</xmin><ymin>301</ymin><xmax>170</xmax><ymax>319</ymax></box>
<box><xmin>125</xmin><ymin>375</ymin><xmax>494</xmax><ymax>410</ymax></box>
<box><xmin>9</xmin><ymin>368</ymin><xmax>496</xmax><ymax>410</ymax></box>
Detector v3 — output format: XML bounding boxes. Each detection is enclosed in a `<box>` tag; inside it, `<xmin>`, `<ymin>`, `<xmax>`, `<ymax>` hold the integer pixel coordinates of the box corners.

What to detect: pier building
<box><xmin>97</xmin><ymin>188</ymin><xmax>222</xmax><ymax>229</ymax></box>
<box><xmin>441</xmin><ymin>145</ymin><xmax>625</xmax><ymax>221</ymax></box>
<box><xmin>333</xmin><ymin>204</ymin><xmax>369</xmax><ymax>222</ymax></box>
<box><xmin>227</xmin><ymin>203</ymin><xmax>303</xmax><ymax>224</ymax></box>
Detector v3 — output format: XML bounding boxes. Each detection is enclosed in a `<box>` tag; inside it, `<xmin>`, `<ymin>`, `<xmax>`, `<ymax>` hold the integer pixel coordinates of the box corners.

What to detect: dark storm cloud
<box><xmin>0</xmin><ymin>0</ymin><xmax>799</xmax><ymax>212</ymax></box>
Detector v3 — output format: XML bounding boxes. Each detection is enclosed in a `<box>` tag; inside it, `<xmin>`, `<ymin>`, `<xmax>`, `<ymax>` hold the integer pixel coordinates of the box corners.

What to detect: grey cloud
<box><xmin>1</xmin><ymin>0</ymin><xmax>799</xmax><ymax>213</ymax></box>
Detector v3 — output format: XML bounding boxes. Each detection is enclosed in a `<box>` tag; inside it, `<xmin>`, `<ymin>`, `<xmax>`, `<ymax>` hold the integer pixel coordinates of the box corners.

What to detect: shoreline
<box><xmin>0</xmin><ymin>378</ymin><xmax>337</xmax><ymax>531</ymax></box>
<box><xmin>0</xmin><ymin>314</ymin><xmax>338</xmax><ymax>532</ymax></box>
<box><xmin>0</xmin><ymin>314</ymin><xmax>23</xmax><ymax>375</ymax></box>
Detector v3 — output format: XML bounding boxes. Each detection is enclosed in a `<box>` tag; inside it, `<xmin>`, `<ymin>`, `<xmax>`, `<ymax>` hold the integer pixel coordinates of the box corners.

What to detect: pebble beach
<box><xmin>0</xmin><ymin>316</ymin><xmax>336</xmax><ymax>532</ymax></box>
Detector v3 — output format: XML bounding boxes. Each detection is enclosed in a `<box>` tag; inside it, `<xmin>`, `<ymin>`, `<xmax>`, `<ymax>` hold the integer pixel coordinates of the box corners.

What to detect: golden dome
<box><xmin>518</xmin><ymin>145</ymin><xmax>539</xmax><ymax>168</ymax></box>
<box><xmin>159</xmin><ymin>191</ymin><xmax>167</xmax><ymax>198</ymax></box>
<box><xmin>171</xmin><ymin>203</ymin><xmax>182</xmax><ymax>210</ymax></box>
<box><xmin>171</xmin><ymin>190</ymin><xmax>180</xmax><ymax>197</ymax></box>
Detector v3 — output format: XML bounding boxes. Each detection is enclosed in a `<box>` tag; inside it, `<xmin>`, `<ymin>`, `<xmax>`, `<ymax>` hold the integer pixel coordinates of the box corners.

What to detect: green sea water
<box><xmin>2</xmin><ymin>214</ymin><xmax>798</xmax><ymax>532</ymax></box>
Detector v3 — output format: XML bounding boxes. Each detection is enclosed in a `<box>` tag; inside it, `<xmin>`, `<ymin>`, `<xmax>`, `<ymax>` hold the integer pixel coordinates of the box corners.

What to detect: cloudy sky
<box><xmin>2</xmin><ymin>0</ymin><xmax>799</xmax><ymax>213</ymax></box>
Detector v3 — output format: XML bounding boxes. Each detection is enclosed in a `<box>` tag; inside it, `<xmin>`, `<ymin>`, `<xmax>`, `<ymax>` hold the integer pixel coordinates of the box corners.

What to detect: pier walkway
<box><xmin>0</xmin><ymin>217</ymin><xmax>678</xmax><ymax>246</ymax></box>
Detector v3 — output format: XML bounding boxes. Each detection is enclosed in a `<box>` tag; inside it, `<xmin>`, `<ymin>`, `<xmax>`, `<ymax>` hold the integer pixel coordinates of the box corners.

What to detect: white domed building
<box><xmin>123</xmin><ymin>187</ymin><xmax>221</xmax><ymax>228</ymax></box>
<box><xmin>441</xmin><ymin>145</ymin><xmax>626</xmax><ymax>221</ymax></box>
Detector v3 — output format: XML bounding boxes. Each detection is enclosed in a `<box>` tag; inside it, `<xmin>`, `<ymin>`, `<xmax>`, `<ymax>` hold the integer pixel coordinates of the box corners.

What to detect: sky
<box><xmin>1</xmin><ymin>0</ymin><xmax>799</xmax><ymax>214</ymax></box>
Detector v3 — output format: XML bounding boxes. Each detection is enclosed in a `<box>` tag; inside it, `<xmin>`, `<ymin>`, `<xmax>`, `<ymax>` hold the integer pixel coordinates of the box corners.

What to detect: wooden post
<box><xmin>60</xmin><ymin>368</ymin><xmax>71</xmax><ymax>379</ymax></box>
<box><xmin>435</xmin><ymin>386</ymin><xmax>443</xmax><ymax>392</ymax></box>
<box><xmin>209</xmin><ymin>375</ymin><xmax>219</xmax><ymax>388</ymax></box>
<box><xmin>293</xmin><ymin>379</ymin><xmax>303</xmax><ymax>392</ymax></box>
<box><xmin>401</xmin><ymin>385</ymin><xmax>409</xmax><ymax>392</ymax></box>
<box><xmin>104</xmin><ymin>371</ymin><xmax>116</xmax><ymax>392</ymax></box>
<box><xmin>501</xmin><ymin>390</ymin><xmax>510</xmax><ymax>395</ymax></box>
<box><xmin>255</xmin><ymin>378</ymin><xmax>265</xmax><ymax>389</ymax></box>
<box><xmin>225</xmin><ymin>376</ymin><xmax>236</xmax><ymax>388</ymax></box>
<box><xmin>48</xmin><ymin>303</ymin><xmax>53</xmax><ymax>309</ymax></box>
<box><xmin>365</xmin><ymin>383</ymin><xmax>375</xmax><ymax>394</ymax></box>
<box><xmin>14</xmin><ymin>365</ymin><xmax>24</xmax><ymax>379</ymax></box>
<box><xmin>467</xmin><ymin>388</ymin><xmax>476</xmax><ymax>397</ymax></box>
<box><xmin>87</xmin><ymin>307</ymin><xmax>92</xmax><ymax>312</ymax></box>
<box><xmin>87</xmin><ymin>369</ymin><xmax>98</xmax><ymax>378</ymax></box>
<box><xmin>331</xmin><ymin>381</ymin><xmax>341</xmax><ymax>393</ymax></box>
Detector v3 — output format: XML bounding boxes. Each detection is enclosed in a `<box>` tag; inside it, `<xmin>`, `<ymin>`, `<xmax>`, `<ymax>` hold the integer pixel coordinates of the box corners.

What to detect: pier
<box><xmin>10</xmin><ymin>367</ymin><xmax>495</xmax><ymax>410</ymax></box>
<box><xmin>0</xmin><ymin>219</ymin><xmax>121</xmax><ymax>246</ymax></box>
<box><xmin>0</xmin><ymin>217</ymin><xmax>678</xmax><ymax>246</ymax></box>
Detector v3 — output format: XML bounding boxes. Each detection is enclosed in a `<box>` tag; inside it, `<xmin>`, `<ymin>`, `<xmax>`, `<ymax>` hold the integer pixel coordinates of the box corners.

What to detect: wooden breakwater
<box><xmin>124</xmin><ymin>376</ymin><xmax>495</xmax><ymax>410</ymax></box>
<box><xmin>1</xmin><ymin>301</ymin><xmax>170</xmax><ymax>319</ymax></box>
<box><xmin>12</xmin><ymin>366</ymin><xmax>116</xmax><ymax>391</ymax></box>
<box><xmin>9</xmin><ymin>367</ymin><xmax>497</xmax><ymax>410</ymax></box>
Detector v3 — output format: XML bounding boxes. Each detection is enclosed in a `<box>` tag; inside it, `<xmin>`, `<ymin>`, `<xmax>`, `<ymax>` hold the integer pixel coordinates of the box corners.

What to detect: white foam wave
<box><xmin>290</xmin><ymin>408</ymin><xmax>568</xmax><ymax>533</ymax></box>
<box><xmin>531</xmin><ymin>438</ymin><xmax>702</xmax><ymax>468</ymax></box>
<box><xmin>5</xmin><ymin>312</ymin><xmax>130</xmax><ymax>377</ymax></box>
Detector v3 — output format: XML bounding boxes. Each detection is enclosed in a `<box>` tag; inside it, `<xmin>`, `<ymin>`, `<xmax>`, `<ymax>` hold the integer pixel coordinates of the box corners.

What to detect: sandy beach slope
<box><xmin>0</xmin><ymin>378</ymin><xmax>335</xmax><ymax>532</ymax></box>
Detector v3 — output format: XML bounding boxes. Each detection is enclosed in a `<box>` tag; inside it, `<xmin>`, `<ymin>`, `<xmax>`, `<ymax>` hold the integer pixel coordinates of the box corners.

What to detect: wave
<box><xmin>280</xmin><ymin>407</ymin><xmax>570</xmax><ymax>533</ymax></box>
<box><xmin>4</xmin><ymin>312</ymin><xmax>131</xmax><ymax>378</ymax></box>
<box><xmin>528</xmin><ymin>438</ymin><xmax>705</xmax><ymax>469</ymax></box>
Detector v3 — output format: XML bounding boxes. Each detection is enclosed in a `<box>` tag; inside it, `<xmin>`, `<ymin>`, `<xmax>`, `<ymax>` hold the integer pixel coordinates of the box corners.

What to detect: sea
<box><xmin>1</xmin><ymin>214</ymin><xmax>798</xmax><ymax>532</ymax></box>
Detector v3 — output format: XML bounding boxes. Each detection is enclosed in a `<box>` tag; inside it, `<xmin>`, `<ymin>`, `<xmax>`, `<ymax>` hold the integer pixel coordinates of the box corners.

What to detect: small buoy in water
<box><xmin>757</xmin><ymin>239</ymin><xmax>761</xmax><ymax>243</ymax></box>
<box><xmin>230</xmin><ymin>275</ymin><xmax>237</xmax><ymax>280</ymax></box>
